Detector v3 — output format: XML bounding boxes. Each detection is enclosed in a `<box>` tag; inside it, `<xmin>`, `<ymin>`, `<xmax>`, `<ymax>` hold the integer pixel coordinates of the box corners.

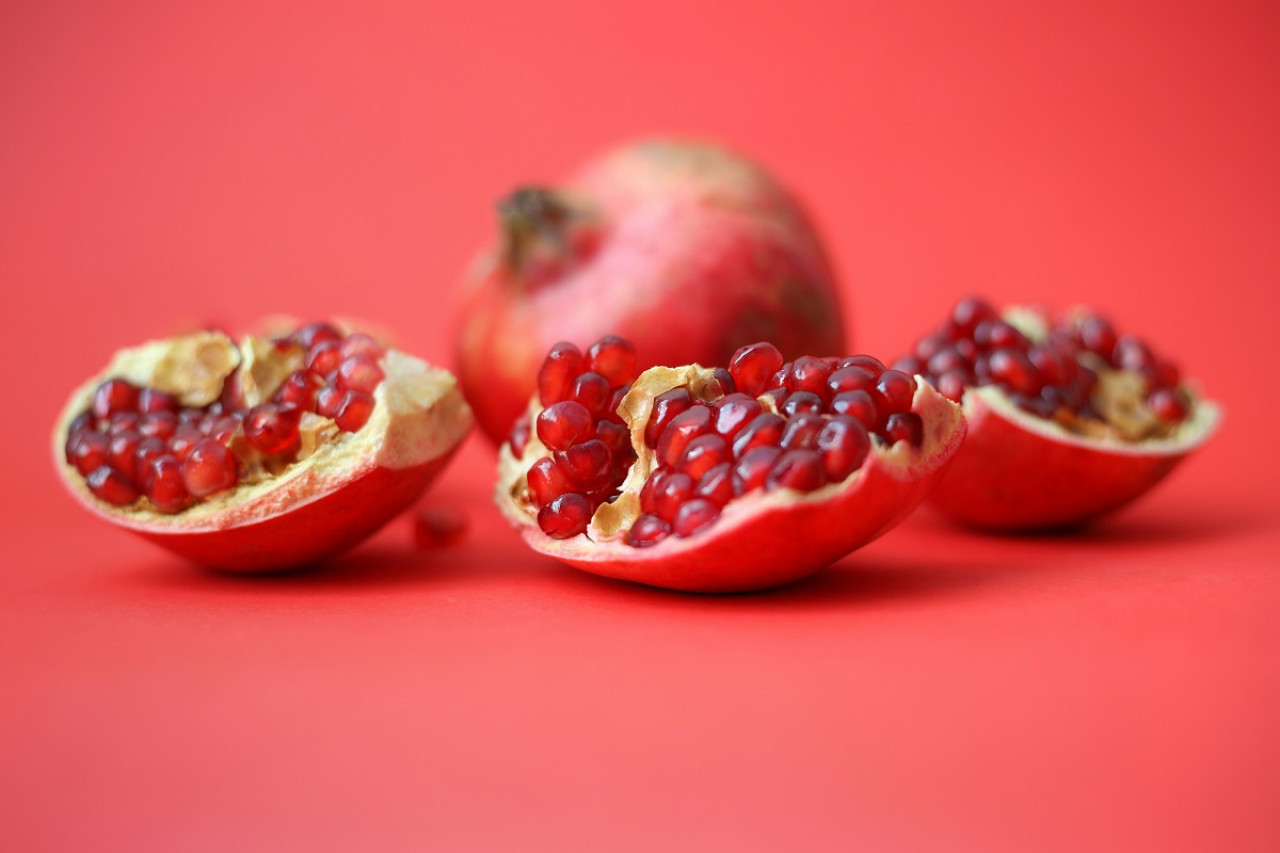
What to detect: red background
<box><xmin>3</xmin><ymin>1</ymin><xmax>1278</xmax><ymax>849</ymax></box>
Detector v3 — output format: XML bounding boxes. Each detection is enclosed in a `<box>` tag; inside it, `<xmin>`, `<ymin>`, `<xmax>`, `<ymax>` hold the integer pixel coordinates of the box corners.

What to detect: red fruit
<box><xmin>457</xmin><ymin>138</ymin><xmax>847</xmax><ymax>445</ymax></box>
<box><xmin>496</xmin><ymin>336</ymin><xmax>966</xmax><ymax>593</ymax></box>
<box><xmin>53</xmin><ymin>324</ymin><xmax>473</xmax><ymax>571</ymax></box>
<box><xmin>412</xmin><ymin>505</ymin><xmax>468</xmax><ymax>550</ymax></box>
<box><xmin>901</xmin><ymin>298</ymin><xmax>1221</xmax><ymax>529</ymax></box>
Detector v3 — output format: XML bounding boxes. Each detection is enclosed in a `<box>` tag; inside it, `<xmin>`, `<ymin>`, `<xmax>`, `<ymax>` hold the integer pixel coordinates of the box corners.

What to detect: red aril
<box><xmin>496</xmin><ymin>336</ymin><xmax>965</xmax><ymax>593</ymax></box>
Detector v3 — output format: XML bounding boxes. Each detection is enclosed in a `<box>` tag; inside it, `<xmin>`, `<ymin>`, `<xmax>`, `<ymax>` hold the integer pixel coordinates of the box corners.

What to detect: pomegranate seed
<box><xmin>138</xmin><ymin>410</ymin><xmax>177</xmax><ymax>441</ymax></box>
<box><xmin>91</xmin><ymin>378</ymin><xmax>140</xmax><ymax>420</ymax></box>
<box><xmin>817</xmin><ymin>416</ymin><xmax>870</xmax><ymax>481</ymax></box>
<box><xmin>656</xmin><ymin>405</ymin><xmax>714</xmax><ymax>468</ymax></box>
<box><xmin>143</xmin><ymin>455</ymin><xmax>190</xmax><ymax>513</ymax></box>
<box><xmin>672</xmin><ymin>498</ymin><xmax>720</xmax><ymax>538</ymax></box>
<box><xmin>950</xmin><ymin>296</ymin><xmax>997</xmax><ymax>335</ymax></box>
<box><xmin>134</xmin><ymin>436</ymin><xmax>168</xmax><ymax>472</ymax></box>
<box><xmin>766</xmin><ymin>449</ymin><xmax>827</xmax><ymax>492</ymax></box>
<box><xmin>537</xmin><ymin>492</ymin><xmax>592</xmax><ymax>539</ymax></box>
<box><xmin>137</xmin><ymin>388</ymin><xmax>178</xmax><ymax>414</ymax></box>
<box><xmin>892</xmin><ymin>355</ymin><xmax>924</xmax><ymax>375</ymax></box>
<box><xmin>219</xmin><ymin>372</ymin><xmax>246</xmax><ymax>412</ymax></box>
<box><xmin>649</xmin><ymin>471</ymin><xmax>695</xmax><ymax>523</ymax></box>
<box><xmin>1078</xmin><ymin>316</ymin><xmax>1118</xmax><ymax>359</ymax></box>
<box><xmin>315</xmin><ymin>385</ymin><xmax>344</xmax><ymax>419</ymax></box>
<box><xmin>974</xmin><ymin>319</ymin><xmax>1027</xmax><ymax>350</ymax></box>
<box><xmin>537</xmin><ymin>342</ymin><xmax>585</xmax><ymax>405</ymax></box>
<box><xmin>780</xmin><ymin>413</ymin><xmax>825</xmax><ymax>450</ymax></box>
<box><xmin>785</xmin><ymin>356</ymin><xmax>833</xmax><ymax>398</ymax></box>
<box><xmin>987</xmin><ymin>348</ymin><xmax>1043</xmax><ymax>397</ymax></box>
<box><xmin>676</xmin><ymin>433</ymin><xmax>729</xmax><ymax>481</ymax></box>
<box><xmin>780</xmin><ymin>391</ymin><xmax>824</xmax><ymax>418</ymax></box>
<box><xmin>413</xmin><ymin>506</ymin><xmax>467</xmax><ymax>549</ymax></box>
<box><xmin>1112</xmin><ymin>335</ymin><xmax>1156</xmax><ymax>373</ymax></box>
<box><xmin>182</xmin><ymin>438</ymin><xmax>238</xmax><ymax>498</ymax></box>
<box><xmin>70</xmin><ymin>431</ymin><xmax>110</xmax><ymax>476</ymax></box>
<box><xmin>204</xmin><ymin>414</ymin><xmax>241</xmax><ymax>444</ymax></box>
<box><xmin>604</xmin><ymin>386</ymin><xmax>630</xmax><ymax>424</ymax></box>
<box><xmin>536</xmin><ymin>400</ymin><xmax>594</xmax><ymax>451</ymax></box>
<box><xmin>331</xmin><ymin>389</ymin><xmax>375</xmax><ymax>432</ymax></box>
<box><xmin>244</xmin><ymin>403</ymin><xmax>303</xmax><ymax>455</ymax></box>
<box><xmin>934</xmin><ymin>371</ymin><xmax>970</xmax><ymax>402</ymax></box>
<box><xmin>168</xmin><ymin>425</ymin><xmax>205</xmax><ymax>460</ymax></box>
<box><xmin>712</xmin><ymin>393</ymin><xmax>763</xmax><ymax>439</ymax></box>
<box><xmin>295</xmin><ymin>322</ymin><xmax>343</xmax><ymax>349</ymax></box>
<box><xmin>587</xmin><ymin>335</ymin><xmax>638</xmax><ymax>386</ymax></box>
<box><xmin>340</xmin><ymin>332</ymin><xmax>384</xmax><ymax>360</ymax></box>
<box><xmin>1143</xmin><ymin>359</ymin><xmax>1180</xmax><ymax>391</ymax></box>
<box><xmin>1148</xmin><ymin>388</ymin><xmax>1190</xmax><ymax>422</ymax></box>
<box><xmin>703</xmin><ymin>368</ymin><xmax>736</xmax><ymax>399</ymax></box>
<box><xmin>307</xmin><ymin>341</ymin><xmax>343</xmax><ymax>377</ymax></box>
<box><xmin>275</xmin><ymin>370</ymin><xmax>326</xmax><ymax>411</ymax></box>
<box><xmin>883</xmin><ymin>412</ymin><xmax>924</xmax><ymax>447</ymax></box>
<box><xmin>594</xmin><ymin>420</ymin><xmax>631</xmax><ymax>456</ymax></box>
<box><xmin>528</xmin><ymin>457</ymin><xmax>574</xmax><ymax>507</ymax></box>
<box><xmin>640</xmin><ymin>466</ymin><xmax>674</xmax><ymax>515</ymax></box>
<box><xmin>914</xmin><ymin>333</ymin><xmax>950</xmax><ymax>362</ymax></box>
<box><xmin>694</xmin><ymin>462</ymin><xmax>735</xmax><ymax>507</ymax></box>
<box><xmin>569</xmin><ymin>371</ymin><xmax>613</xmax><ymax>418</ymax></box>
<box><xmin>107</xmin><ymin>430</ymin><xmax>142</xmax><ymax>482</ymax></box>
<box><xmin>839</xmin><ymin>355</ymin><xmax>886</xmax><ymax>375</ymax></box>
<box><xmin>1012</xmin><ymin>394</ymin><xmax>1057</xmax><ymax>418</ymax></box>
<box><xmin>830</xmin><ymin>390</ymin><xmax>879</xmax><ymax>429</ymax></box>
<box><xmin>728</xmin><ymin>342</ymin><xmax>783</xmax><ymax>397</ymax></box>
<box><xmin>626</xmin><ymin>514</ymin><xmax>672</xmax><ymax>548</ymax></box>
<box><xmin>86</xmin><ymin>466</ymin><xmax>140</xmax><ymax>506</ymax></box>
<box><xmin>827</xmin><ymin>366</ymin><xmax>877</xmax><ymax>396</ymax></box>
<box><xmin>927</xmin><ymin>348</ymin><xmax>969</xmax><ymax>376</ymax></box>
<box><xmin>645</xmin><ymin>387</ymin><xmax>694</xmax><ymax>447</ymax></box>
<box><xmin>873</xmin><ymin>370</ymin><xmax>917</xmax><ymax>415</ymax></box>
<box><xmin>509</xmin><ymin>413</ymin><xmax>532</xmax><ymax>458</ymax></box>
<box><xmin>554</xmin><ymin>439</ymin><xmax>613</xmax><ymax>491</ymax></box>
<box><xmin>733</xmin><ymin>445</ymin><xmax>783</xmax><ymax>494</ymax></box>
<box><xmin>335</xmin><ymin>354</ymin><xmax>385</xmax><ymax>394</ymax></box>
<box><xmin>731</xmin><ymin>412</ymin><xmax>786</xmax><ymax>458</ymax></box>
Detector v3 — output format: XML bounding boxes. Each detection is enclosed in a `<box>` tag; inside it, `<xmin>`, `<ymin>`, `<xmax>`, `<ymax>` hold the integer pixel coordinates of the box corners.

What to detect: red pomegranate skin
<box><xmin>457</xmin><ymin>138</ymin><xmax>846</xmax><ymax>444</ymax></box>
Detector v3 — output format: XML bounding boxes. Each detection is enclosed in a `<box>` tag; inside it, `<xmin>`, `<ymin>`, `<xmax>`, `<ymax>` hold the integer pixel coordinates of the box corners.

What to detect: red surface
<box><xmin>3</xmin><ymin>1</ymin><xmax>1278</xmax><ymax>849</ymax></box>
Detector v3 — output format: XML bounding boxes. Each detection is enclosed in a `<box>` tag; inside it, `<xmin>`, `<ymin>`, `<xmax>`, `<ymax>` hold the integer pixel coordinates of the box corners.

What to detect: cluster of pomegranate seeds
<box><xmin>523</xmin><ymin>336</ymin><xmax>640</xmax><ymax>540</ymax></box>
<box><xmin>64</xmin><ymin>323</ymin><xmax>387</xmax><ymax>513</ymax></box>
<box><xmin>894</xmin><ymin>297</ymin><xmax>1191</xmax><ymax>424</ymax></box>
<box><xmin>518</xmin><ymin>337</ymin><xmax>925</xmax><ymax>548</ymax></box>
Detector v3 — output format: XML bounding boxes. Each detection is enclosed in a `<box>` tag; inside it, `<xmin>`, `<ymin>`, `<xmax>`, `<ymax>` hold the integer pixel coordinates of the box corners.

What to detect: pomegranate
<box><xmin>457</xmin><ymin>138</ymin><xmax>846</xmax><ymax>445</ymax></box>
<box><xmin>495</xmin><ymin>336</ymin><xmax>965</xmax><ymax>593</ymax></box>
<box><xmin>894</xmin><ymin>297</ymin><xmax>1221</xmax><ymax>530</ymax></box>
<box><xmin>54</xmin><ymin>322</ymin><xmax>474</xmax><ymax>571</ymax></box>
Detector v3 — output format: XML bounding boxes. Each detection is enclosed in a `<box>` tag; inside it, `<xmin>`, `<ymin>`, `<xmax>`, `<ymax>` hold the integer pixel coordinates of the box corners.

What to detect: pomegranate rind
<box><xmin>53</xmin><ymin>332</ymin><xmax>473</xmax><ymax>571</ymax></box>
<box><xmin>926</xmin><ymin>383</ymin><xmax>1220</xmax><ymax>531</ymax></box>
<box><xmin>496</xmin><ymin>371</ymin><xmax>965</xmax><ymax>593</ymax></box>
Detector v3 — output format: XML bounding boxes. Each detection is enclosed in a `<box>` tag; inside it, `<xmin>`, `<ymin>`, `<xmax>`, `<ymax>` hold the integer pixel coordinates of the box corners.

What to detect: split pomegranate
<box><xmin>457</xmin><ymin>137</ymin><xmax>847</xmax><ymax>445</ymax></box>
<box><xmin>496</xmin><ymin>336</ymin><xmax>966</xmax><ymax>593</ymax></box>
<box><xmin>54</xmin><ymin>322</ymin><xmax>474</xmax><ymax>571</ymax></box>
<box><xmin>894</xmin><ymin>297</ymin><xmax>1221</xmax><ymax>530</ymax></box>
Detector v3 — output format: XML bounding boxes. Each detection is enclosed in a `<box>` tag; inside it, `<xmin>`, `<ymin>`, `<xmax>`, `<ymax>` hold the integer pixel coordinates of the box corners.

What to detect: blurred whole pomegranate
<box><xmin>456</xmin><ymin>138</ymin><xmax>847</xmax><ymax>445</ymax></box>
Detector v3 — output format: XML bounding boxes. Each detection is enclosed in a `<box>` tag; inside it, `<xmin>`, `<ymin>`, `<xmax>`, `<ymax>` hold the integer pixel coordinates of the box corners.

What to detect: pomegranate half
<box><xmin>894</xmin><ymin>298</ymin><xmax>1221</xmax><ymax>530</ymax></box>
<box><xmin>53</xmin><ymin>322</ymin><xmax>473</xmax><ymax>571</ymax></box>
<box><xmin>457</xmin><ymin>137</ymin><xmax>846</xmax><ymax>445</ymax></box>
<box><xmin>496</xmin><ymin>337</ymin><xmax>965</xmax><ymax>593</ymax></box>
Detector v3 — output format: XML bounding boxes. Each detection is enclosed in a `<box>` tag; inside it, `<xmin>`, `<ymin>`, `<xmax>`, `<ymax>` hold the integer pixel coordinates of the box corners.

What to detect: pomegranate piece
<box><xmin>53</xmin><ymin>322</ymin><xmax>474</xmax><ymax>571</ymax></box>
<box><xmin>412</xmin><ymin>505</ymin><xmax>468</xmax><ymax>549</ymax></box>
<box><xmin>456</xmin><ymin>138</ymin><xmax>847</xmax><ymax>446</ymax></box>
<box><xmin>897</xmin><ymin>297</ymin><xmax>1221</xmax><ymax>530</ymax></box>
<box><xmin>496</xmin><ymin>335</ymin><xmax>966</xmax><ymax>593</ymax></box>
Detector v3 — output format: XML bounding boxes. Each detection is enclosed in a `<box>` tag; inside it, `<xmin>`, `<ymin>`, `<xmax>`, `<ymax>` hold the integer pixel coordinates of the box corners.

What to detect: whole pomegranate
<box><xmin>496</xmin><ymin>336</ymin><xmax>965</xmax><ymax>593</ymax></box>
<box><xmin>457</xmin><ymin>138</ymin><xmax>846</xmax><ymax>445</ymax></box>
<box><xmin>895</xmin><ymin>297</ymin><xmax>1220</xmax><ymax>530</ymax></box>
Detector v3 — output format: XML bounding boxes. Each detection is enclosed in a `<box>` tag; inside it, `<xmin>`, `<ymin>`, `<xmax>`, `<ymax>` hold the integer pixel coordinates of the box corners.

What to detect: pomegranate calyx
<box><xmin>497</xmin><ymin>186</ymin><xmax>584</xmax><ymax>272</ymax></box>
